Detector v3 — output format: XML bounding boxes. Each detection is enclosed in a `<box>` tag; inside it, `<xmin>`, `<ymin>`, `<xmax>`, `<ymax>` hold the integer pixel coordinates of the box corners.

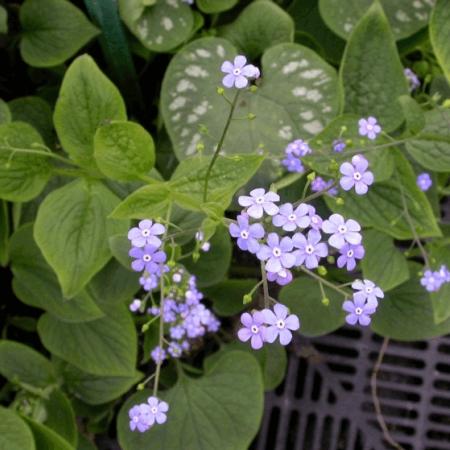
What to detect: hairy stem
<box><xmin>260</xmin><ymin>261</ymin><xmax>270</xmax><ymax>308</ymax></box>
<box><xmin>0</xmin><ymin>144</ymin><xmax>77</xmax><ymax>166</ymax></box>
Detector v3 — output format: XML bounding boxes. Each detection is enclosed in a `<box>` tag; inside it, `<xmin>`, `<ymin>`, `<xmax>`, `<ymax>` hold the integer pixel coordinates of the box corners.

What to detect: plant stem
<box><xmin>299</xmin><ymin>266</ymin><xmax>349</xmax><ymax>298</ymax></box>
<box><xmin>260</xmin><ymin>261</ymin><xmax>270</xmax><ymax>308</ymax></box>
<box><xmin>202</xmin><ymin>90</ymin><xmax>240</xmax><ymax>202</ymax></box>
<box><xmin>294</xmin><ymin>181</ymin><xmax>337</xmax><ymax>206</ymax></box>
<box><xmin>371</xmin><ymin>338</ymin><xmax>405</xmax><ymax>450</ymax></box>
<box><xmin>0</xmin><ymin>145</ymin><xmax>77</xmax><ymax>166</ymax></box>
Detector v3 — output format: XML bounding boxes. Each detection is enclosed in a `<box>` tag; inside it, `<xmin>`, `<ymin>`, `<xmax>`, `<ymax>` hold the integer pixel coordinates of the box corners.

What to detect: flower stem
<box><xmin>294</xmin><ymin>181</ymin><xmax>337</xmax><ymax>206</ymax></box>
<box><xmin>0</xmin><ymin>144</ymin><xmax>77</xmax><ymax>166</ymax></box>
<box><xmin>202</xmin><ymin>90</ymin><xmax>240</xmax><ymax>202</ymax></box>
<box><xmin>260</xmin><ymin>261</ymin><xmax>270</xmax><ymax>308</ymax></box>
<box><xmin>299</xmin><ymin>266</ymin><xmax>350</xmax><ymax>298</ymax></box>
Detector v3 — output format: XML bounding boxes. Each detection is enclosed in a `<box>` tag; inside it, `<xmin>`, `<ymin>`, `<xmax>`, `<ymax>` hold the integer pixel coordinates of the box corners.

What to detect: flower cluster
<box><xmin>221</xmin><ymin>55</ymin><xmax>260</xmax><ymax>89</ymax></box>
<box><xmin>404</xmin><ymin>68</ymin><xmax>420</xmax><ymax>92</ymax></box>
<box><xmin>281</xmin><ymin>139</ymin><xmax>312</xmax><ymax>173</ymax></box>
<box><xmin>129</xmin><ymin>396</ymin><xmax>168</xmax><ymax>432</ymax></box>
<box><xmin>238</xmin><ymin>303</ymin><xmax>300</xmax><ymax>349</ymax></box>
<box><xmin>311</xmin><ymin>176</ymin><xmax>337</xmax><ymax>196</ymax></box>
<box><xmin>343</xmin><ymin>279</ymin><xmax>384</xmax><ymax>326</ymax></box>
<box><xmin>420</xmin><ymin>265</ymin><xmax>450</xmax><ymax>292</ymax></box>
<box><xmin>339</xmin><ymin>154</ymin><xmax>374</xmax><ymax>195</ymax></box>
<box><xmin>417</xmin><ymin>172</ymin><xmax>432</xmax><ymax>192</ymax></box>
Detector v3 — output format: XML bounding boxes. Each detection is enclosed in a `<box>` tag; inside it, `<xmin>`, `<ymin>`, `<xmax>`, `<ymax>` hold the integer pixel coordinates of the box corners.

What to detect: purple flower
<box><xmin>307</xmin><ymin>205</ymin><xmax>323</xmax><ymax>230</ymax></box>
<box><xmin>438</xmin><ymin>265</ymin><xmax>450</xmax><ymax>283</ymax></box>
<box><xmin>256</xmin><ymin>233</ymin><xmax>296</xmax><ymax>273</ymax></box>
<box><xmin>229</xmin><ymin>214</ymin><xmax>265</xmax><ymax>253</ymax></box>
<box><xmin>238</xmin><ymin>188</ymin><xmax>279</xmax><ymax>219</ymax></box>
<box><xmin>292</xmin><ymin>229</ymin><xmax>328</xmax><ymax>269</ymax></box>
<box><xmin>262</xmin><ymin>303</ymin><xmax>300</xmax><ymax>345</ymax></box>
<box><xmin>311</xmin><ymin>177</ymin><xmax>338</xmax><ymax>196</ymax></box>
<box><xmin>420</xmin><ymin>270</ymin><xmax>444</xmax><ymax>292</ymax></box>
<box><xmin>351</xmin><ymin>279</ymin><xmax>384</xmax><ymax>307</ymax></box>
<box><xmin>129</xmin><ymin>404</ymin><xmax>152</xmax><ymax>432</ymax></box>
<box><xmin>168</xmin><ymin>342</ymin><xmax>182</xmax><ymax>358</ymax></box>
<box><xmin>129</xmin><ymin>299</ymin><xmax>141</xmax><ymax>312</ymax></box>
<box><xmin>285</xmin><ymin>139</ymin><xmax>312</xmax><ymax>157</ymax></box>
<box><xmin>358</xmin><ymin>117</ymin><xmax>381</xmax><ymax>140</ymax></box>
<box><xmin>272</xmin><ymin>203</ymin><xmax>310</xmax><ymax>231</ymax></box>
<box><xmin>333</xmin><ymin>139</ymin><xmax>346</xmax><ymax>152</ymax></box>
<box><xmin>337</xmin><ymin>244</ymin><xmax>365</xmax><ymax>271</ymax></box>
<box><xmin>404</xmin><ymin>68</ymin><xmax>420</xmax><ymax>92</ymax></box>
<box><xmin>128</xmin><ymin>220</ymin><xmax>165</xmax><ymax>248</ymax></box>
<box><xmin>140</xmin><ymin>273</ymin><xmax>158</xmax><ymax>291</ymax></box>
<box><xmin>343</xmin><ymin>293</ymin><xmax>377</xmax><ymax>326</ymax></box>
<box><xmin>321</xmin><ymin>214</ymin><xmax>362</xmax><ymax>249</ymax></box>
<box><xmin>147</xmin><ymin>397</ymin><xmax>169</xmax><ymax>425</ymax></box>
<box><xmin>170</xmin><ymin>325</ymin><xmax>185</xmax><ymax>340</ymax></box>
<box><xmin>151</xmin><ymin>346</ymin><xmax>166</xmax><ymax>364</ymax></box>
<box><xmin>339</xmin><ymin>154</ymin><xmax>374</xmax><ymax>195</ymax></box>
<box><xmin>417</xmin><ymin>173</ymin><xmax>432</xmax><ymax>191</ymax></box>
<box><xmin>237</xmin><ymin>311</ymin><xmax>266</xmax><ymax>350</ymax></box>
<box><xmin>282</xmin><ymin>154</ymin><xmax>304</xmax><ymax>173</ymax></box>
<box><xmin>129</xmin><ymin>245</ymin><xmax>167</xmax><ymax>273</ymax></box>
<box><xmin>221</xmin><ymin>55</ymin><xmax>258</xmax><ymax>89</ymax></box>
<box><xmin>267</xmin><ymin>269</ymin><xmax>293</xmax><ymax>286</ymax></box>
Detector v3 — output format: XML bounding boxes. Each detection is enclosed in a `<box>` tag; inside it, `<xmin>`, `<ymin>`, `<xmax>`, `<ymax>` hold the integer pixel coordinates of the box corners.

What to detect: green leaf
<box><xmin>34</xmin><ymin>179</ymin><xmax>128</xmax><ymax>298</ymax></box>
<box><xmin>38</xmin><ymin>306</ymin><xmax>137</xmax><ymax>377</ymax></box>
<box><xmin>279</xmin><ymin>277</ymin><xmax>346</xmax><ymax>337</ymax></box>
<box><xmin>372</xmin><ymin>264</ymin><xmax>450</xmax><ymax>340</ymax></box>
<box><xmin>204</xmin><ymin>279</ymin><xmax>257</xmax><ymax>316</ymax></box>
<box><xmin>183</xmin><ymin>227</ymin><xmax>232</xmax><ymax>287</ymax></box>
<box><xmin>161</xmin><ymin>38</ymin><xmax>339</xmax><ymax>182</ymax></box>
<box><xmin>19</xmin><ymin>0</ymin><xmax>99</xmax><ymax>67</ymax></box>
<box><xmin>405</xmin><ymin>108</ymin><xmax>450</xmax><ymax>172</ymax></box>
<box><xmin>0</xmin><ymin>407</ymin><xmax>35</xmax><ymax>450</ymax></box>
<box><xmin>0</xmin><ymin>122</ymin><xmax>51</xmax><ymax>202</ymax></box>
<box><xmin>325</xmin><ymin>150</ymin><xmax>441</xmax><ymax>239</ymax></box>
<box><xmin>339</xmin><ymin>2</ymin><xmax>409</xmax><ymax>131</ymax></box>
<box><xmin>9</xmin><ymin>96</ymin><xmax>54</xmax><ymax>146</ymax></box>
<box><xmin>220</xmin><ymin>1</ymin><xmax>294</xmax><ymax>59</ymax></box>
<box><xmin>398</xmin><ymin>95</ymin><xmax>425</xmax><ymax>135</ymax></box>
<box><xmin>10</xmin><ymin>223</ymin><xmax>105</xmax><ymax>323</ymax></box>
<box><xmin>361</xmin><ymin>229</ymin><xmax>410</xmax><ymax>291</ymax></box>
<box><xmin>197</xmin><ymin>0</ymin><xmax>237</xmax><ymax>14</ymax></box>
<box><xmin>0</xmin><ymin>5</ymin><xmax>7</xmax><ymax>34</ymax></box>
<box><xmin>109</xmin><ymin>234</ymin><xmax>133</xmax><ymax>269</ymax></box>
<box><xmin>430</xmin><ymin>0</ymin><xmax>450</xmax><ymax>83</ymax></box>
<box><xmin>0</xmin><ymin>340</ymin><xmax>56</xmax><ymax>388</ymax></box>
<box><xmin>54</xmin><ymin>55</ymin><xmax>127</xmax><ymax>169</ymax></box>
<box><xmin>77</xmin><ymin>433</ymin><xmax>97</xmax><ymax>450</ymax></box>
<box><xmin>22</xmin><ymin>417</ymin><xmax>74</xmax><ymax>450</ymax></box>
<box><xmin>118</xmin><ymin>351</ymin><xmax>264</xmax><ymax>450</ymax></box>
<box><xmin>428</xmin><ymin>244</ymin><xmax>450</xmax><ymax>323</ymax></box>
<box><xmin>94</xmin><ymin>121</ymin><xmax>155</xmax><ymax>181</ymax></box>
<box><xmin>62</xmin><ymin>363</ymin><xmax>142</xmax><ymax>405</ymax></box>
<box><xmin>319</xmin><ymin>0</ymin><xmax>434</xmax><ymax>40</ymax></box>
<box><xmin>0</xmin><ymin>200</ymin><xmax>9</xmax><ymax>266</ymax></box>
<box><xmin>0</xmin><ymin>98</ymin><xmax>11</xmax><ymax>123</ymax></box>
<box><xmin>119</xmin><ymin>0</ymin><xmax>194</xmax><ymax>52</ymax></box>
<box><xmin>205</xmin><ymin>342</ymin><xmax>287</xmax><ymax>391</ymax></box>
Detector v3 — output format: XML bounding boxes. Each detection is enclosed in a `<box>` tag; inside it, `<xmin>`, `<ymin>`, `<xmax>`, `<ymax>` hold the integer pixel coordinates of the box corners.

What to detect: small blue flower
<box><xmin>256</xmin><ymin>233</ymin><xmax>296</xmax><ymax>273</ymax></box>
<box><xmin>129</xmin><ymin>245</ymin><xmax>167</xmax><ymax>273</ymax></box>
<box><xmin>404</xmin><ymin>68</ymin><xmax>420</xmax><ymax>92</ymax></box>
<box><xmin>221</xmin><ymin>55</ymin><xmax>259</xmax><ymax>89</ymax></box>
<box><xmin>416</xmin><ymin>173</ymin><xmax>432</xmax><ymax>191</ymax></box>
<box><xmin>292</xmin><ymin>229</ymin><xmax>328</xmax><ymax>269</ymax></box>
<box><xmin>333</xmin><ymin>139</ymin><xmax>346</xmax><ymax>152</ymax></box>
<box><xmin>229</xmin><ymin>213</ymin><xmax>265</xmax><ymax>253</ymax></box>
<box><xmin>358</xmin><ymin>117</ymin><xmax>381</xmax><ymax>140</ymax></box>
<box><xmin>337</xmin><ymin>244</ymin><xmax>365</xmax><ymax>271</ymax></box>
<box><xmin>272</xmin><ymin>203</ymin><xmax>310</xmax><ymax>231</ymax></box>
<box><xmin>339</xmin><ymin>154</ymin><xmax>374</xmax><ymax>195</ymax></box>
<box><xmin>343</xmin><ymin>293</ymin><xmax>377</xmax><ymax>326</ymax></box>
<box><xmin>322</xmin><ymin>214</ymin><xmax>362</xmax><ymax>249</ymax></box>
<box><xmin>151</xmin><ymin>346</ymin><xmax>166</xmax><ymax>364</ymax></box>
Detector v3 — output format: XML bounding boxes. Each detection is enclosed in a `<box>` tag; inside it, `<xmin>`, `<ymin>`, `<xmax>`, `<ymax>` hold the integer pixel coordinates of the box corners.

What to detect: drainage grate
<box><xmin>252</xmin><ymin>327</ymin><xmax>450</xmax><ymax>450</ymax></box>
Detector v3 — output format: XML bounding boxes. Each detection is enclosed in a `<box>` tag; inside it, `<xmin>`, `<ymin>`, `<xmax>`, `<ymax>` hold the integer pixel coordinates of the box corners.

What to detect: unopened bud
<box><xmin>249</xmin><ymin>85</ymin><xmax>258</xmax><ymax>92</ymax></box>
<box><xmin>341</xmin><ymin>125</ymin><xmax>347</xmax><ymax>132</ymax></box>
<box><xmin>217</xmin><ymin>87</ymin><xmax>225</xmax><ymax>95</ymax></box>
<box><xmin>141</xmin><ymin>323</ymin><xmax>149</xmax><ymax>332</ymax></box>
<box><xmin>247</xmin><ymin>113</ymin><xmax>256</xmax><ymax>120</ymax></box>
<box><xmin>196</xmin><ymin>142</ymin><xmax>204</xmax><ymax>152</ymax></box>
<box><xmin>307</xmin><ymin>172</ymin><xmax>316</xmax><ymax>182</ymax></box>
<box><xmin>336</xmin><ymin>197</ymin><xmax>344</xmax><ymax>205</ymax></box>
<box><xmin>327</xmin><ymin>255</ymin><xmax>335</xmax><ymax>264</ymax></box>
<box><xmin>137</xmin><ymin>383</ymin><xmax>145</xmax><ymax>391</ymax></box>
<box><xmin>317</xmin><ymin>266</ymin><xmax>327</xmax><ymax>276</ymax></box>
<box><xmin>322</xmin><ymin>297</ymin><xmax>330</xmax><ymax>306</ymax></box>
<box><xmin>243</xmin><ymin>294</ymin><xmax>252</xmax><ymax>304</ymax></box>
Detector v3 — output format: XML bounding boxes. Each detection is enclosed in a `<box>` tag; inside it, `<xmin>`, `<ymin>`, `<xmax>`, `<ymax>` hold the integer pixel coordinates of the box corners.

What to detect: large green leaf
<box><xmin>10</xmin><ymin>224</ymin><xmax>105</xmax><ymax>323</ymax></box>
<box><xmin>54</xmin><ymin>55</ymin><xmax>127</xmax><ymax>169</ymax></box>
<box><xmin>361</xmin><ymin>229</ymin><xmax>410</xmax><ymax>291</ymax></box>
<box><xmin>117</xmin><ymin>351</ymin><xmax>264</xmax><ymax>450</ymax></box>
<box><xmin>0</xmin><ymin>98</ymin><xmax>11</xmax><ymax>124</ymax></box>
<box><xmin>161</xmin><ymin>38</ymin><xmax>339</xmax><ymax>181</ymax></box>
<box><xmin>0</xmin><ymin>5</ymin><xmax>7</xmax><ymax>34</ymax></box>
<box><xmin>430</xmin><ymin>0</ymin><xmax>450</xmax><ymax>83</ymax></box>
<box><xmin>405</xmin><ymin>108</ymin><xmax>450</xmax><ymax>172</ymax></box>
<box><xmin>20</xmin><ymin>0</ymin><xmax>98</xmax><ymax>67</ymax></box>
<box><xmin>0</xmin><ymin>407</ymin><xmax>35</xmax><ymax>450</ymax></box>
<box><xmin>325</xmin><ymin>151</ymin><xmax>441</xmax><ymax>239</ymax></box>
<box><xmin>197</xmin><ymin>0</ymin><xmax>237</xmax><ymax>13</ymax></box>
<box><xmin>38</xmin><ymin>306</ymin><xmax>137</xmax><ymax>377</ymax></box>
<box><xmin>34</xmin><ymin>179</ymin><xmax>128</xmax><ymax>298</ymax></box>
<box><xmin>0</xmin><ymin>200</ymin><xmax>8</xmax><ymax>266</ymax></box>
<box><xmin>280</xmin><ymin>276</ymin><xmax>346</xmax><ymax>337</ymax></box>
<box><xmin>339</xmin><ymin>2</ymin><xmax>409</xmax><ymax>131</ymax></box>
<box><xmin>372</xmin><ymin>264</ymin><xmax>450</xmax><ymax>340</ymax></box>
<box><xmin>0</xmin><ymin>340</ymin><xmax>56</xmax><ymax>388</ymax></box>
<box><xmin>319</xmin><ymin>0</ymin><xmax>433</xmax><ymax>40</ymax></box>
<box><xmin>94</xmin><ymin>121</ymin><xmax>155</xmax><ymax>181</ymax></box>
<box><xmin>220</xmin><ymin>1</ymin><xmax>294</xmax><ymax>59</ymax></box>
<box><xmin>119</xmin><ymin>0</ymin><xmax>193</xmax><ymax>52</ymax></box>
<box><xmin>0</xmin><ymin>122</ymin><xmax>51</xmax><ymax>202</ymax></box>
<box><xmin>22</xmin><ymin>417</ymin><xmax>74</xmax><ymax>450</ymax></box>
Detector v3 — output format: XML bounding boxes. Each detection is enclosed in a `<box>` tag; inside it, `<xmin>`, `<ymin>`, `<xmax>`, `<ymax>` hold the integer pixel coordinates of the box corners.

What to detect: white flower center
<box><xmin>251</xmin><ymin>325</ymin><xmax>259</xmax><ymax>334</ymax></box>
<box><xmin>355</xmin><ymin>307</ymin><xmax>363</xmax><ymax>315</ymax></box>
<box><xmin>143</xmin><ymin>254</ymin><xmax>152</xmax><ymax>262</ymax></box>
<box><xmin>276</xmin><ymin>319</ymin><xmax>285</xmax><ymax>329</ymax></box>
<box><xmin>133</xmin><ymin>417</ymin><xmax>139</xmax><ymax>422</ymax></box>
<box><xmin>272</xmin><ymin>247</ymin><xmax>282</xmax><ymax>257</ymax></box>
<box><xmin>311</xmin><ymin>216</ymin><xmax>318</xmax><ymax>224</ymax></box>
<box><xmin>256</xmin><ymin>196</ymin><xmax>265</xmax><ymax>204</ymax></box>
<box><xmin>288</xmin><ymin>214</ymin><xmax>297</xmax><ymax>222</ymax></box>
<box><xmin>279</xmin><ymin>270</ymin><xmax>287</xmax><ymax>278</ymax></box>
<box><xmin>338</xmin><ymin>225</ymin><xmax>347</xmax><ymax>234</ymax></box>
<box><xmin>347</xmin><ymin>250</ymin><xmax>354</xmax><ymax>257</ymax></box>
<box><xmin>240</xmin><ymin>230</ymin><xmax>249</xmax><ymax>239</ymax></box>
<box><xmin>353</xmin><ymin>171</ymin><xmax>362</xmax><ymax>181</ymax></box>
<box><xmin>142</xmin><ymin>229</ymin><xmax>150</xmax><ymax>237</ymax></box>
<box><xmin>366</xmin><ymin>124</ymin><xmax>373</xmax><ymax>131</ymax></box>
<box><xmin>151</xmin><ymin>407</ymin><xmax>158</xmax><ymax>414</ymax></box>
<box><xmin>305</xmin><ymin>245</ymin><xmax>314</xmax><ymax>255</ymax></box>
<box><xmin>366</xmin><ymin>287</ymin><xmax>373</xmax><ymax>294</ymax></box>
<box><xmin>233</xmin><ymin>68</ymin><xmax>241</xmax><ymax>76</ymax></box>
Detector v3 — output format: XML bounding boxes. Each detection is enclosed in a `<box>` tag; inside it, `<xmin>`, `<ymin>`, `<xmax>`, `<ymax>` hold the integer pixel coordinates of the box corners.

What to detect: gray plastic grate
<box><xmin>252</xmin><ymin>326</ymin><xmax>450</xmax><ymax>450</ymax></box>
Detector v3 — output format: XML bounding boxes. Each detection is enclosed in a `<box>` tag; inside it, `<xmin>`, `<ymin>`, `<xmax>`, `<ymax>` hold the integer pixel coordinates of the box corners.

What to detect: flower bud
<box><xmin>336</xmin><ymin>197</ymin><xmax>344</xmax><ymax>205</ymax></box>
<box><xmin>216</xmin><ymin>87</ymin><xmax>225</xmax><ymax>95</ymax></box>
<box><xmin>243</xmin><ymin>294</ymin><xmax>252</xmax><ymax>304</ymax></box>
<box><xmin>317</xmin><ymin>266</ymin><xmax>327</xmax><ymax>276</ymax></box>
<box><xmin>322</xmin><ymin>297</ymin><xmax>330</xmax><ymax>306</ymax></box>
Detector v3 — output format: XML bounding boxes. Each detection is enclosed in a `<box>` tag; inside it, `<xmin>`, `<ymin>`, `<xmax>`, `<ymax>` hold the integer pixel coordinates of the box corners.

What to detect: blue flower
<box><xmin>229</xmin><ymin>213</ymin><xmax>265</xmax><ymax>253</ymax></box>
<box><xmin>358</xmin><ymin>117</ymin><xmax>381</xmax><ymax>140</ymax></box>
<box><xmin>343</xmin><ymin>293</ymin><xmax>377</xmax><ymax>326</ymax></box>
<box><xmin>292</xmin><ymin>229</ymin><xmax>328</xmax><ymax>269</ymax></box>
<box><xmin>256</xmin><ymin>233</ymin><xmax>296</xmax><ymax>273</ymax></box>
<box><xmin>416</xmin><ymin>173</ymin><xmax>432</xmax><ymax>191</ymax></box>
<box><xmin>272</xmin><ymin>202</ymin><xmax>310</xmax><ymax>231</ymax></box>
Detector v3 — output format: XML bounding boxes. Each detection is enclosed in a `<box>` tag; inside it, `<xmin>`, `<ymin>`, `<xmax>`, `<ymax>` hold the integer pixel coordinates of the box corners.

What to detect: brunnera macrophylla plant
<box><xmin>0</xmin><ymin>0</ymin><xmax>449</xmax><ymax>449</ymax></box>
